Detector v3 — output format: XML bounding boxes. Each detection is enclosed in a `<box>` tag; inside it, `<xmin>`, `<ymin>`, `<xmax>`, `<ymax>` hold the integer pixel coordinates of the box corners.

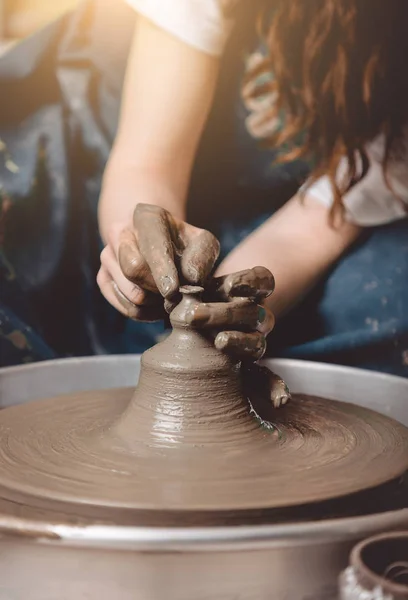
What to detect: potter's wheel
<box><xmin>0</xmin><ymin>389</ymin><xmax>407</xmax><ymax>525</ymax></box>
<box><xmin>0</xmin><ymin>287</ymin><xmax>407</xmax><ymax>526</ymax></box>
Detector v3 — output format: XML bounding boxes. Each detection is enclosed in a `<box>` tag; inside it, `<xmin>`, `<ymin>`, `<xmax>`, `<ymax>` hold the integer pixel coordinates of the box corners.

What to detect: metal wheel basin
<box><xmin>0</xmin><ymin>356</ymin><xmax>407</xmax><ymax>600</ymax></box>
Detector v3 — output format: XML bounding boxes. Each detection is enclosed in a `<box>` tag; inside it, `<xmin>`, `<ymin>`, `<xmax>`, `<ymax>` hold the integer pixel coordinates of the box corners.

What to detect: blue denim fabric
<box><xmin>217</xmin><ymin>215</ymin><xmax>408</xmax><ymax>377</ymax></box>
<box><xmin>0</xmin><ymin>0</ymin><xmax>407</xmax><ymax>377</ymax></box>
<box><xmin>0</xmin><ymin>304</ymin><xmax>56</xmax><ymax>366</ymax></box>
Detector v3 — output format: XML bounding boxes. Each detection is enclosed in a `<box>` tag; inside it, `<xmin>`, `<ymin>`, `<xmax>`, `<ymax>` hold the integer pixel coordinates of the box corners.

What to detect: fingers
<box><xmin>186</xmin><ymin>298</ymin><xmax>275</xmax><ymax>334</ymax></box>
<box><xmin>200</xmin><ymin>267</ymin><xmax>275</xmax><ymax>361</ymax></box>
<box><xmin>215</xmin><ymin>331</ymin><xmax>266</xmax><ymax>361</ymax></box>
<box><xmin>97</xmin><ymin>265</ymin><xmax>164</xmax><ymax>322</ymax></box>
<box><xmin>243</xmin><ymin>364</ymin><xmax>291</xmax><ymax>411</ymax></box>
<box><xmin>114</xmin><ymin>204</ymin><xmax>221</xmax><ymax>303</ymax></box>
<box><xmin>99</xmin><ymin>244</ymin><xmax>164</xmax><ymax>322</ymax></box>
<box><xmin>102</xmin><ymin>245</ymin><xmax>161</xmax><ymax>306</ymax></box>
<box><xmin>251</xmin><ymin>365</ymin><xmax>291</xmax><ymax>409</ymax></box>
<box><xmin>180</xmin><ymin>229</ymin><xmax>220</xmax><ymax>285</ymax></box>
<box><xmin>186</xmin><ymin>298</ymin><xmax>260</xmax><ymax>330</ymax></box>
<box><xmin>257</xmin><ymin>305</ymin><xmax>275</xmax><ymax>336</ymax></box>
<box><xmin>97</xmin><ymin>264</ymin><xmax>129</xmax><ymax>317</ymax></box>
<box><xmin>133</xmin><ymin>204</ymin><xmax>179</xmax><ymax>299</ymax></box>
<box><xmin>111</xmin><ymin>281</ymin><xmax>165</xmax><ymax>322</ymax></box>
<box><xmin>268</xmin><ymin>370</ymin><xmax>292</xmax><ymax>409</ymax></box>
<box><xmin>118</xmin><ymin>229</ymin><xmax>157</xmax><ymax>294</ymax></box>
<box><xmin>210</xmin><ymin>267</ymin><xmax>275</xmax><ymax>302</ymax></box>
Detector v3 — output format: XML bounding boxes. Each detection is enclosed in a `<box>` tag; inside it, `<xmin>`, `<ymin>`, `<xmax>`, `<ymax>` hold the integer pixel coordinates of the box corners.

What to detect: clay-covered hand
<box><xmin>98</xmin><ymin>203</ymin><xmax>220</xmax><ymax>322</ymax></box>
<box><xmin>98</xmin><ymin>205</ymin><xmax>289</xmax><ymax>408</ymax></box>
<box><xmin>243</xmin><ymin>363</ymin><xmax>291</xmax><ymax>411</ymax></box>
<box><xmin>186</xmin><ymin>267</ymin><xmax>276</xmax><ymax>362</ymax></box>
<box><xmin>184</xmin><ymin>267</ymin><xmax>291</xmax><ymax>409</ymax></box>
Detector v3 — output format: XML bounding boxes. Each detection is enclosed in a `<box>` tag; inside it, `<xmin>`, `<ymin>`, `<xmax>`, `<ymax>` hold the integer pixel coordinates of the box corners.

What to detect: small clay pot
<box><xmin>340</xmin><ymin>532</ymin><xmax>408</xmax><ymax>599</ymax></box>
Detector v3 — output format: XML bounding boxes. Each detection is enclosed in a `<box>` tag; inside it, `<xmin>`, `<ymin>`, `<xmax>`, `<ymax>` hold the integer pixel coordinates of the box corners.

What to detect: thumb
<box><xmin>118</xmin><ymin>229</ymin><xmax>158</xmax><ymax>293</ymax></box>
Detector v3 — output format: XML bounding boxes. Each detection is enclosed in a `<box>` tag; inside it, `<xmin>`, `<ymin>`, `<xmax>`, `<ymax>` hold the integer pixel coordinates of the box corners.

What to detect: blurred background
<box><xmin>0</xmin><ymin>0</ymin><xmax>79</xmax><ymax>53</ymax></box>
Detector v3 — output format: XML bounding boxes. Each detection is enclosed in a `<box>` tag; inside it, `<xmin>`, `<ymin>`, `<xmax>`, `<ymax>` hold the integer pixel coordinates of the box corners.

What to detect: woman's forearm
<box><xmin>98</xmin><ymin>16</ymin><xmax>219</xmax><ymax>243</ymax></box>
<box><xmin>216</xmin><ymin>195</ymin><xmax>362</xmax><ymax>317</ymax></box>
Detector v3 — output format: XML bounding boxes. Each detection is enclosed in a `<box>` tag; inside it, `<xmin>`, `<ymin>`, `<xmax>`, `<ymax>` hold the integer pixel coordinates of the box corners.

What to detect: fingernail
<box><xmin>112</xmin><ymin>281</ymin><xmax>136</xmax><ymax>308</ymax></box>
<box><xmin>215</xmin><ymin>332</ymin><xmax>229</xmax><ymax>350</ymax></box>
<box><xmin>160</xmin><ymin>276</ymin><xmax>177</xmax><ymax>298</ymax></box>
<box><xmin>258</xmin><ymin>307</ymin><xmax>267</xmax><ymax>324</ymax></box>
<box><xmin>280</xmin><ymin>392</ymin><xmax>291</xmax><ymax>406</ymax></box>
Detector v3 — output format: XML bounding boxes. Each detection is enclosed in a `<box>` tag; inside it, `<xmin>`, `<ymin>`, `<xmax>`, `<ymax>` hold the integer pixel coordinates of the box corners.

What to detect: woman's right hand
<box><xmin>97</xmin><ymin>203</ymin><xmax>221</xmax><ymax>322</ymax></box>
<box><xmin>98</xmin><ymin>201</ymin><xmax>276</xmax><ymax>362</ymax></box>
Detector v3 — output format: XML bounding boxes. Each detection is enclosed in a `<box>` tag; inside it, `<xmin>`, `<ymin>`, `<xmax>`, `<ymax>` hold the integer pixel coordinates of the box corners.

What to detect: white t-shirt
<box><xmin>126</xmin><ymin>0</ymin><xmax>408</xmax><ymax>227</ymax></box>
<box><xmin>127</xmin><ymin>0</ymin><xmax>238</xmax><ymax>56</ymax></box>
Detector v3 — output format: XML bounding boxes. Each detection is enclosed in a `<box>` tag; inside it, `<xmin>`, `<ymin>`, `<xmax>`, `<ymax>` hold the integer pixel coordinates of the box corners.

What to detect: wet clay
<box><xmin>0</xmin><ymin>287</ymin><xmax>407</xmax><ymax>525</ymax></box>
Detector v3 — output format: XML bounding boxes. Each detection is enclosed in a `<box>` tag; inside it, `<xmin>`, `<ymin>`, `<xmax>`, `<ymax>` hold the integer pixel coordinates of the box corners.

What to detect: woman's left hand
<box><xmin>186</xmin><ymin>266</ymin><xmax>275</xmax><ymax>360</ymax></box>
<box><xmin>185</xmin><ymin>266</ymin><xmax>291</xmax><ymax>409</ymax></box>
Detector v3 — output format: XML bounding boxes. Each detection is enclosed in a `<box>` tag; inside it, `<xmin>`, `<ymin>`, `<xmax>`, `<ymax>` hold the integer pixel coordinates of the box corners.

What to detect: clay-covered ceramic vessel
<box><xmin>340</xmin><ymin>532</ymin><xmax>408</xmax><ymax>599</ymax></box>
<box><xmin>112</xmin><ymin>285</ymin><xmax>260</xmax><ymax>447</ymax></box>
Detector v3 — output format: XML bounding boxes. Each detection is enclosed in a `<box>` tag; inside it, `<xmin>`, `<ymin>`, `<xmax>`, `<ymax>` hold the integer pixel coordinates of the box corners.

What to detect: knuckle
<box><xmin>122</xmin><ymin>261</ymin><xmax>143</xmax><ymax>282</ymax></box>
<box><xmin>202</xmin><ymin>230</ymin><xmax>221</xmax><ymax>255</ymax></box>
<box><xmin>253</xmin><ymin>266</ymin><xmax>272</xmax><ymax>278</ymax></box>
<box><xmin>126</xmin><ymin>285</ymin><xmax>145</xmax><ymax>305</ymax></box>
<box><xmin>134</xmin><ymin>203</ymin><xmax>167</xmax><ymax>219</ymax></box>
<box><xmin>203</xmin><ymin>228</ymin><xmax>218</xmax><ymax>243</ymax></box>
<box><xmin>111</xmin><ymin>282</ymin><xmax>143</xmax><ymax>317</ymax></box>
<box><xmin>119</xmin><ymin>248</ymin><xmax>144</xmax><ymax>280</ymax></box>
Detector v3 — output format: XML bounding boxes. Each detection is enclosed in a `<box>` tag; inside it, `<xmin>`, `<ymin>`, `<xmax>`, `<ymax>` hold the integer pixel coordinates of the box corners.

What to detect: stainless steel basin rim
<box><xmin>0</xmin><ymin>356</ymin><xmax>407</xmax><ymax>553</ymax></box>
<box><xmin>0</xmin><ymin>510</ymin><xmax>407</xmax><ymax>551</ymax></box>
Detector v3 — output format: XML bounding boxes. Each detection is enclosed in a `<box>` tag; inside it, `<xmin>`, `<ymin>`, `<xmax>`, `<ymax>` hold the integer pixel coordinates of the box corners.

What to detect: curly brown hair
<box><xmin>244</xmin><ymin>0</ymin><xmax>408</xmax><ymax>219</ymax></box>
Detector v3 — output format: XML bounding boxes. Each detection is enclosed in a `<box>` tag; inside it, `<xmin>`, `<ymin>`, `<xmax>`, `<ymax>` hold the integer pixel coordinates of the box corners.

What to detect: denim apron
<box><xmin>0</xmin><ymin>0</ymin><xmax>407</xmax><ymax>377</ymax></box>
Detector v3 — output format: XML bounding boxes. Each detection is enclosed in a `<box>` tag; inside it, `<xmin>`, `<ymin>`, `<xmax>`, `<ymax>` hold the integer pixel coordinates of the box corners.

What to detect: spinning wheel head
<box><xmin>0</xmin><ymin>287</ymin><xmax>407</xmax><ymax>526</ymax></box>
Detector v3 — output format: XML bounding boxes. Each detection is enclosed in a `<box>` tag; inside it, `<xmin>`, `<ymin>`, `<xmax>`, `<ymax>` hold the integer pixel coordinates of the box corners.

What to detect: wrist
<box><xmin>99</xmin><ymin>160</ymin><xmax>186</xmax><ymax>243</ymax></box>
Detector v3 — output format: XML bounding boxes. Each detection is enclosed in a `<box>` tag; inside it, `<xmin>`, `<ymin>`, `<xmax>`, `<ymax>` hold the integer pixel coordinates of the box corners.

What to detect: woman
<box><xmin>1</xmin><ymin>0</ymin><xmax>407</xmax><ymax>381</ymax></box>
<box><xmin>98</xmin><ymin>0</ymin><xmax>408</xmax><ymax>377</ymax></box>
